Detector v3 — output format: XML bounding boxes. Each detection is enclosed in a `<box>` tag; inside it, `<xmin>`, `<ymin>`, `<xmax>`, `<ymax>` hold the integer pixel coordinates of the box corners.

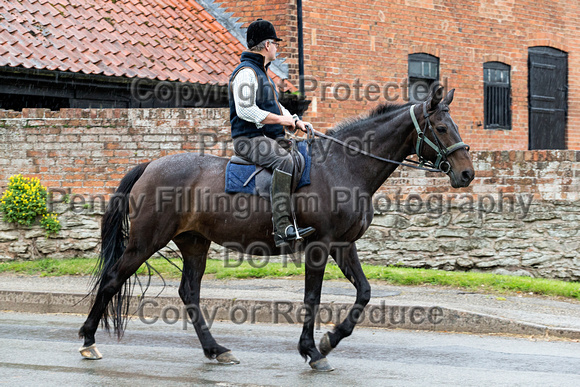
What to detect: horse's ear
<box><xmin>443</xmin><ymin>89</ymin><xmax>455</xmax><ymax>105</ymax></box>
<box><xmin>429</xmin><ymin>86</ymin><xmax>444</xmax><ymax>110</ymax></box>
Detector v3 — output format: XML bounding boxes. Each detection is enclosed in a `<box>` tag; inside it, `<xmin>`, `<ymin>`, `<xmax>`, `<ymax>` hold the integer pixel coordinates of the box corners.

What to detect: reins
<box><xmin>303</xmin><ymin>102</ymin><xmax>469</xmax><ymax>174</ymax></box>
<box><xmin>306</xmin><ymin>126</ymin><xmax>443</xmax><ymax>173</ymax></box>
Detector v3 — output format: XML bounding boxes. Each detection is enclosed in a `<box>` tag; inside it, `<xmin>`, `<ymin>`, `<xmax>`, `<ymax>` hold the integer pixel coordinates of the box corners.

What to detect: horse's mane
<box><xmin>326</xmin><ymin>101</ymin><xmax>414</xmax><ymax>138</ymax></box>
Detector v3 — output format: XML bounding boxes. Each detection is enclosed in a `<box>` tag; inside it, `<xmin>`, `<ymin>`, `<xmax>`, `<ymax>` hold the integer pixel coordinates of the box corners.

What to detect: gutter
<box><xmin>297</xmin><ymin>0</ymin><xmax>305</xmax><ymax>96</ymax></box>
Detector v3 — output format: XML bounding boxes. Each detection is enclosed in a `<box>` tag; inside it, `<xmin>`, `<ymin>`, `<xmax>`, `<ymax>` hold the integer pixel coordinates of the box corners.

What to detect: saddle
<box><xmin>225</xmin><ymin>140</ymin><xmax>312</xmax><ymax>200</ymax></box>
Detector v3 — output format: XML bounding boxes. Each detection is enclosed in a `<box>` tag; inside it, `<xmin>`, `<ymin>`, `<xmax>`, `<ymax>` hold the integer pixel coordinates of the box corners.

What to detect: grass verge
<box><xmin>0</xmin><ymin>257</ymin><xmax>579</xmax><ymax>301</ymax></box>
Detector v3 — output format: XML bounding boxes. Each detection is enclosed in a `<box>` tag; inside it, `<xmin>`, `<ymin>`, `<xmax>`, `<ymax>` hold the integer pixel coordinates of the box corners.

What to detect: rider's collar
<box><xmin>241</xmin><ymin>51</ymin><xmax>271</xmax><ymax>70</ymax></box>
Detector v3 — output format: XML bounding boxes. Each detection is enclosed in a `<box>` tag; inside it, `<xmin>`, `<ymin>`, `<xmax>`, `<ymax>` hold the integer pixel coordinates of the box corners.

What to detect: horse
<box><xmin>78</xmin><ymin>88</ymin><xmax>474</xmax><ymax>371</ymax></box>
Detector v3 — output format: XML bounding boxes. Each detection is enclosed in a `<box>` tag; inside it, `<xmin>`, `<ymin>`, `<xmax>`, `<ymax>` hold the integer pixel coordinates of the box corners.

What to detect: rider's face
<box><xmin>265</xmin><ymin>40</ymin><xmax>278</xmax><ymax>63</ymax></box>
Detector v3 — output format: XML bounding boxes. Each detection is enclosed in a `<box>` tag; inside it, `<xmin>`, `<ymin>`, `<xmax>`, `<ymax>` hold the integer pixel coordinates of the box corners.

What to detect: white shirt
<box><xmin>231</xmin><ymin>67</ymin><xmax>292</xmax><ymax>129</ymax></box>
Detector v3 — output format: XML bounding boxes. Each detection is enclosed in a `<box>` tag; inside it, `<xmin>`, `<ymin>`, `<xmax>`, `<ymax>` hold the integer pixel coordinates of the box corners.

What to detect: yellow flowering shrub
<box><xmin>40</xmin><ymin>213</ymin><xmax>61</xmax><ymax>236</ymax></box>
<box><xmin>0</xmin><ymin>174</ymin><xmax>61</xmax><ymax>236</ymax></box>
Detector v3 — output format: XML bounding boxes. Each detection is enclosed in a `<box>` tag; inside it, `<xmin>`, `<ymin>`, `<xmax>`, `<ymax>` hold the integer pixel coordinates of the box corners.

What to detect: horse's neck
<box><xmin>322</xmin><ymin>112</ymin><xmax>415</xmax><ymax>195</ymax></box>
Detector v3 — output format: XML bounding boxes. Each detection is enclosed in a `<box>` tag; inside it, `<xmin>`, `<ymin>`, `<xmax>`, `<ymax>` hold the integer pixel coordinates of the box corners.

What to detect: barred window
<box><xmin>484</xmin><ymin>62</ymin><xmax>511</xmax><ymax>130</ymax></box>
<box><xmin>408</xmin><ymin>53</ymin><xmax>439</xmax><ymax>102</ymax></box>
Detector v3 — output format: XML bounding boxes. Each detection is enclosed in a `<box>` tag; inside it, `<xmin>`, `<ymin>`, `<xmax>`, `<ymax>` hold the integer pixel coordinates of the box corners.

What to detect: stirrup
<box><xmin>274</xmin><ymin>225</ymin><xmax>315</xmax><ymax>247</ymax></box>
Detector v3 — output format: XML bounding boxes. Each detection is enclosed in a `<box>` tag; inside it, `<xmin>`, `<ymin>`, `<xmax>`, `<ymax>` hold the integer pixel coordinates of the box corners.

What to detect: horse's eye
<box><xmin>436</xmin><ymin>126</ymin><xmax>447</xmax><ymax>133</ymax></box>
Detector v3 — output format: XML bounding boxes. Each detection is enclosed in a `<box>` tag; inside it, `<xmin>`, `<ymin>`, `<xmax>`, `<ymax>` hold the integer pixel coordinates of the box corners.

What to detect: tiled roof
<box><xmin>0</xmin><ymin>0</ymin><xmax>289</xmax><ymax>87</ymax></box>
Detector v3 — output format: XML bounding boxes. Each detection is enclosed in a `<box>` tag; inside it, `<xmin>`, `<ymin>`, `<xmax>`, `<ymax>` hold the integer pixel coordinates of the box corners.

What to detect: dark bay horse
<box><xmin>78</xmin><ymin>88</ymin><xmax>474</xmax><ymax>371</ymax></box>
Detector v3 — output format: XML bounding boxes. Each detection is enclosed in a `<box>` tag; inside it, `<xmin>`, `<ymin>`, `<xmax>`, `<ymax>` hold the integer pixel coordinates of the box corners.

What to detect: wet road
<box><xmin>0</xmin><ymin>311</ymin><xmax>579</xmax><ymax>386</ymax></box>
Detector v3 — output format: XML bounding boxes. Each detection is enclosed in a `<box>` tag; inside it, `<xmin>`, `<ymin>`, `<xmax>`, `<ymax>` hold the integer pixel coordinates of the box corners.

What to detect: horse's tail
<box><xmin>92</xmin><ymin>161</ymin><xmax>150</xmax><ymax>338</ymax></box>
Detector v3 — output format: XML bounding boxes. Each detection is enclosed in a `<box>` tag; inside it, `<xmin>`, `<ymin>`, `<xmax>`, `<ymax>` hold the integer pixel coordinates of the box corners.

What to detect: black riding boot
<box><xmin>271</xmin><ymin>169</ymin><xmax>315</xmax><ymax>247</ymax></box>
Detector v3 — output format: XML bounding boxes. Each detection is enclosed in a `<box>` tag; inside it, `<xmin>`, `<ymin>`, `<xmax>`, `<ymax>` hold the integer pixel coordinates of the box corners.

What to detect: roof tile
<box><xmin>12</xmin><ymin>42</ymin><xmax>34</xmax><ymax>59</ymax></box>
<box><xmin>0</xmin><ymin>0</ymin><xmax>290</xmax><ymax>88</ymax></box>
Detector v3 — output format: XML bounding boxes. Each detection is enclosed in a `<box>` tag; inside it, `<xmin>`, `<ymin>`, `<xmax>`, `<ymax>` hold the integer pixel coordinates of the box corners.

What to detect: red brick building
<box><xmin>216</xmin><ymin>0</ymin><xmax>578</xmax><ymax>151</ymax></box>
<box><xmin>0</xmin><ymin>1</ymin><xmax>576</xmax><ymax>151</ymax></box>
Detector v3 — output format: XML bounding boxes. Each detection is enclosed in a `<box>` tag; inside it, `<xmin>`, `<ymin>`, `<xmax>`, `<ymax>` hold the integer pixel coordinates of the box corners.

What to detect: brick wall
<box><xmin>0</xmin><ymin>108</ymin><xmax>232</xmax><ymax>196</ymax></box>
<box><xmin>383</xmin><ymin>150</ymin><xmax>580</xmax><ymax>201</ymax></box>
<box><xmin>215</xmin><ymin>0</ymin><xmax>580</xmax><ymax>150</ymax></box>
<box><xmin>2</xmin><ymin>108</ymin><xmax>579</xmax><ymax>199</ymax></box>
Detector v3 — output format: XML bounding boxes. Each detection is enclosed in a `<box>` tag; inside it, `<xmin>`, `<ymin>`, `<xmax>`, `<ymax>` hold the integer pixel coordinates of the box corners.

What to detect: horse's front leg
<box><xmin>298</xmin><ymin>243</ymin><xmax>334</xmax><ymax>371</ymax></box>
<box><xmin>319</xmin><ymin>243</ymin><xmax>371</xmax><ymax>356</ymax></box>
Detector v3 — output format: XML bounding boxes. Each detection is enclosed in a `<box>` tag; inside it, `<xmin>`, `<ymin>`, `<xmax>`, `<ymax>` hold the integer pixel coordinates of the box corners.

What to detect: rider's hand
<box><xmin>279</xmin><ymin>115</ymin><xmax>296</xmax><ymax>129</ymax></box>
<box><xmin>295</xmin><ymin>120</ymin><xmax>311</xmax><ymax>133</ymax></box>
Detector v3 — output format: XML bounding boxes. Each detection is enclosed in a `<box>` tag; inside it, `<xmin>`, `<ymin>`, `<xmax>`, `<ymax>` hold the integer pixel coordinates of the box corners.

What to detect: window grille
<box><xmin>484</xmin><ymin>62</ymin><xmax>511</xmax><ymax>130</ymax></box>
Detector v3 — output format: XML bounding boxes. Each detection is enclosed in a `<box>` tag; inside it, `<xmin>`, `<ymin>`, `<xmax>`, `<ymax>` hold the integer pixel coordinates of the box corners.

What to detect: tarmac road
<box><xmin>0</xmin><ymin>311</ymin><xmax>579</xmax><ymax>386</ymax></box>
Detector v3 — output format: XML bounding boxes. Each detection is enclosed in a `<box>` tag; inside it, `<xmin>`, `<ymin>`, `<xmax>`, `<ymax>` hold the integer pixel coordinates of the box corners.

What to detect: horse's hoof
<box><xmin>309</xmin><ymin>357</ymin><xmax>334</xmax><ymax>372</ymax></box>
<box><xmin>216</xmin><ymin>351</ymin><xmax>240</xmax><ymax>365</ymax></box>
<box><xmin>319</xmin><ymin>332</ymin><xmax>333</xmax><ymax>356</ymax></box>
<box><xmin>79</xmin><ymin>344</ymin><xmax>102</xmax><ymax>360</ymax></box>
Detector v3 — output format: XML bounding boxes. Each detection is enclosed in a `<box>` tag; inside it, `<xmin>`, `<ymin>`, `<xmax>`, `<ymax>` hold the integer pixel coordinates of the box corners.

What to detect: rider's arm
<box><xmin>231</xmin><ymin>68</ymin><xmax>295</xmax><ymax>129</ymax></box>
<box><xmin>277</xmin><ymin>99</ymin><xmax>309</xmax><ymax>132</ymax></box>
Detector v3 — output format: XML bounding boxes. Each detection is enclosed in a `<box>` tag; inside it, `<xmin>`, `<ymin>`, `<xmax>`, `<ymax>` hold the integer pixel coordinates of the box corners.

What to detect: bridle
<box><xmin>407</xmin><ymin>102</ymin><xmax>470</xmax><ymax>174</ymax></box>
<box><xmin>304</xmin><ymin>101</ymin><xmax>470</xmax><ymax>174</ymax></box>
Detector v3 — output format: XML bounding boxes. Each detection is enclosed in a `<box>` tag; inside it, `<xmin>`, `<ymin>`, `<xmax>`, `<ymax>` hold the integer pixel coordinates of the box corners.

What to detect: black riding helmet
<box><xmin>246</xmin><ymin>19</ymin><xmax>283</xmax><ymax>48</ymax></box>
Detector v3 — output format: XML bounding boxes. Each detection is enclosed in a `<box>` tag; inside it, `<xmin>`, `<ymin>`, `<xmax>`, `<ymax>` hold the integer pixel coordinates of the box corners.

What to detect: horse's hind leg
<box><xmin>318</xmin><ymin>243</ymin><xmax>370</xmax><ymax>357</ymax></box>
<box><xmin>78</xmin><ymin>236</ymin><xmax>163</xmax><ymax>359</ymax></box>
<box><xmin>173</xmin><ymin>232</ymin><xmax>239</xmax><ymax>364</ymax></box>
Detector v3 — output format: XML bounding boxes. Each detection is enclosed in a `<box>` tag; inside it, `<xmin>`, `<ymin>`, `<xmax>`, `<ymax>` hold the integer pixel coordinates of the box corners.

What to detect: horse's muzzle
<box><xmin>451</xmin><ymin>167</ymin><xmax>475</xmax><ymax>188</ymax></box>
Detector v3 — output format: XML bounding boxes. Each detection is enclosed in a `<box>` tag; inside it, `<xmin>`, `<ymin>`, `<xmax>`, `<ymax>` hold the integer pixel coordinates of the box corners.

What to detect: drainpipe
<box><xmin>297</xmin><ymin>0</ymin><xmax>305</xmax><ymax>97</ymax></box>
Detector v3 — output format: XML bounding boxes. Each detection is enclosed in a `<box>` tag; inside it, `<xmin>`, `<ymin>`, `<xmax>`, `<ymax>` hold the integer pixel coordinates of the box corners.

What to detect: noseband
<box><xmin>409</xmin><ymin>103</ymin><xmax>470</xmax><ymax>174</ymax></box>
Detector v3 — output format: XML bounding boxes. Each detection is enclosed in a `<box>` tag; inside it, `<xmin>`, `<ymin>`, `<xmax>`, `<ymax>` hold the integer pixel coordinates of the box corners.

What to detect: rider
<box><xmin>229</xmin><ymin>18</ymin><xmax>315</xmax><ymax>247</ymax></box>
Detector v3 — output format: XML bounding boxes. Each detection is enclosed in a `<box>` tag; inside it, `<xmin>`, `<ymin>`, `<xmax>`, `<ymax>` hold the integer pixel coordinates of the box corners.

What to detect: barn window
<box><xmin>408</xmin><ymin>53</ymin><xmax>439</xmax><ymax>102</ymax></box>
<box><xmin>484</xmin><ymin>62</ymin><xmax>511</xmax><ymax>130</ymax></box>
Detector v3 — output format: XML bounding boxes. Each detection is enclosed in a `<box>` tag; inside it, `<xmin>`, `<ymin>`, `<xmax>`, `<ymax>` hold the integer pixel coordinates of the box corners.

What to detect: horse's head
<box><xmin>412</xmin><ymin>87</ymin><xmax>474</xmax><ymax>188</ymax></box>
